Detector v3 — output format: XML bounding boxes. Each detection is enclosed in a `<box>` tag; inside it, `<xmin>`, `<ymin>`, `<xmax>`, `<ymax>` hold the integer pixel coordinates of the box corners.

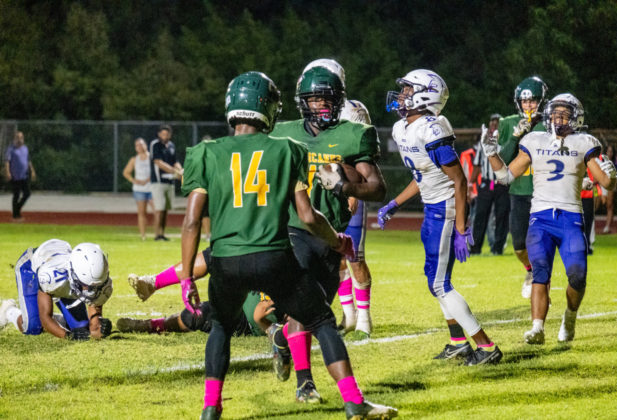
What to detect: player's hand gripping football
<box><xmin>377</xmin><ymin>199</ymin><xmax>399</xmax><ymax>230</ymax></box>
<box><xmin>180</xmin><ymin>277</ymin><xmax>202</xmax><ymax>317</ymax></box>
<box><xmin>453</xmin><ymin>227</ymin><xmax>474</xmax><ymax>263</ymax></box>
<box><xmin>315</xmin><ymin>164</ymin><xmax>346</xmax><ymax>197</ymax></box>
<box><xmin>334</xmin><ymin>233</ymin><xmax>355</xmax><ymax>260</ymax></box>
<box><xmin>480</xmin><ymin>124</ymin><xmax>499</xmax><ymax>157</ymax></box>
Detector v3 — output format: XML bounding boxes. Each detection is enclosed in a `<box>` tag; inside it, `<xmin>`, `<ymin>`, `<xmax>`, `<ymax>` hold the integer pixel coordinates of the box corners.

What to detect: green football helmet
<box><xmin>225</xmin><ymin>71</ymin><xmax>282</xmax><ymax>132</ymax></box>
<box><xmin>295</xmin><ymin>65</ymin><xmax>346</xmax><ymax>129</ymax></box>
<box><xmin>514</xmin><ymin>76</ymin><xmax>548</xmax><ymax>118</ymax></box>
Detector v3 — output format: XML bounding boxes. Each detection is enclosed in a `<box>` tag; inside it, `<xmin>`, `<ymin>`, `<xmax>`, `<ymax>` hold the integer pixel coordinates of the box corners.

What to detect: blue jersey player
<box><xmin>378</xmin><ymin>69</ymin><xmax>502</xmax><ymax>365</ymax></box>
<box><xmin>483</xmin><ymin>93</ymin><xmax>616</xmax><ymax>344</ymax></box>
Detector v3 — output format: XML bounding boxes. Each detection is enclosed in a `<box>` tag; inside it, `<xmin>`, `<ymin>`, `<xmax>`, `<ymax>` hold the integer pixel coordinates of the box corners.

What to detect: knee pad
<box><xmin>567</xmin><ymin>264</ymin><xmax>586</xmax><ymax>291</ymax></box>
<box><xmin>180</xmin><ymin>302</ymin><xmax>212</xmax><ymax>333</ymax></box>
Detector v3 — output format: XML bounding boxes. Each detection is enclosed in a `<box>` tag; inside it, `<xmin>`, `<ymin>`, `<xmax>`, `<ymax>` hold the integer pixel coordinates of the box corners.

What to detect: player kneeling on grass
<box><xmin>379</xmin><ymin>69</ymin><xmax>502</xmax><ymax>366</ymax></box>
<box><xmin>0</xmin><ymin>239</ymin><xmax>113</xmax><ymax>340</ymax></box>
<box><xmin>178</xmin><ymin>71</ymin><xmax>396</xmax><ymax>420</ymax></box>
<box><xmin>482</xmin><ymin>93</ymin><xmax>617</xmax><ymax>345</ymax></box>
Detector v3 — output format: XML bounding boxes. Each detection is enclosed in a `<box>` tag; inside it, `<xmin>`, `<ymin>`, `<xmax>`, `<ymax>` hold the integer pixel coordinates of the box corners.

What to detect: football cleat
<box><xmin>344</xmin><ymin>400</ymin><xmax>398</xmax><ymax>420</ymax></box>
<box><xmin>128</xmin><ymin>273</ymin><xmax>156</xmax><ymax>301</ymax></box>
<box><xmin>267</xmin><ymin>324</ymin><xmax>291</xmax><ymax>381</ymax></box>
<box><xmin>524</xmin><ymin>327</ymin><xmax>545</xmax><ymax>345</ymax></box>
<box><xmin>355</xmin><ymin>309</ymin><xmax>372</xmax><ymax>337</ymax></box>
<box><xmin>296</xmin><ymin>380</ymin><xmax>322</xmax><ymax>404</ymax></box>
<box><xmin>117</xmin><ymin>317</ymin><xmax>151</xmax><ymax>333</ymax></box>
<box><xmin>200</xmin><ymin>406</ymin><xmax>221</xmax><ymax>420</ymax></box>
<box><xmin>338</xmin><ymin>311</ymin><xmax>357</xmax><ymax>335</ymax></box>
<box><xmin>521</xmin><ymin>271</ymin><xmax>533</xmax><ymax>299</ymax></box>
<box><xmin>558</xmin><ymin>312</ymin><xmax>576</xmax><ymax>342</ymax></box>
<box><xmin>0</xmin><ymin>299</ymin><xmax>18</xmax><ymax>330</ymax></box>
<box><xmin>433</xmin><ymin>342</ymin><xmax>473</xmax><ymax>360</ymax></box>
<box><xmin>464</xmin><ymin>345</ymin><xmax>503</xmax><ymax>366</ymax></box>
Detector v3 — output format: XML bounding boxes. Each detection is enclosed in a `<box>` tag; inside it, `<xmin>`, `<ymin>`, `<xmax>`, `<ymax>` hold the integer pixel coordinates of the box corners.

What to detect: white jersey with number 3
<box><xmin>519</xmin><ymin>131</ymin><xmax>601</xmax><ymax>214</ymax></box>
<box><xmin>31</xmin><ymin>239</ymin><xmax>75</xmax><ymax>299</ymax></box>
<box><xmin>392</xmin><ymin>115</ymin><xmax>455</xmax><ymax>204</ymax></box>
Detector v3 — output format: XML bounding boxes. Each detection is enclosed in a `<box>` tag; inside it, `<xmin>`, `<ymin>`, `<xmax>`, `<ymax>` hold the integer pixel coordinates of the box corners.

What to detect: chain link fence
<box><xmin>2</xmin><ymin>120</ymin><xmax>616</xmax><ymax>212</ymax></box>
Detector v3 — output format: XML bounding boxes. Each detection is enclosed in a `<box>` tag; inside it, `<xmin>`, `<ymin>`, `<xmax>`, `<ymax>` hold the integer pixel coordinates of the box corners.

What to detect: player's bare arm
<box><xmin>153</xmin><ymin>159</ymin><xmax>179</xmax><ymax>175</ymax></box>
<box><xmin>37</xmin><ymin>290</ymin><xmax>69</xmax><ymax>339</ymax></box>
<box><xmin>343</xmin><ymin>161</ymin><xmax>386</xmax><ymax>201</ymax></box>
<box><xmin>88</xmin><ymin>304</ymin><xmax>103</xmax><ymax>339</ymax></box>
<box><xmin>180</xmin><ymin>190</ymin><xmax>207</xmax><ymax>280</ymax></box>
<box><xmin>441</xmin><ymin>160</ymin><xmax>468</xmax><ymax>233</ymax></box>
<box><xmin>293</xmin><ymin>189</ymin><xmax>340</xmax><ymax>249</ymax></box>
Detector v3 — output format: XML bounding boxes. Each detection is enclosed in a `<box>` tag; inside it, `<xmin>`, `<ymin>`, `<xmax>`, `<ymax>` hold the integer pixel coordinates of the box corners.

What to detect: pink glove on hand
<box><xmin>180</xmin><ymin>277</ymin><xmax>202</xmax><ymax>317</ymax></box>
<box><xmin>334</xmin><ymin>233</ymin><xmax>355</xmax><ymax>260</ymax></box>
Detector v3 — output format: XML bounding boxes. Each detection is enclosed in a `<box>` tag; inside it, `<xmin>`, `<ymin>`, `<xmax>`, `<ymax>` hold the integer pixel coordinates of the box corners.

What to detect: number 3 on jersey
<box><xmin>230</xmin><ymin>151</ymin><xmax>270</xmax><ymax>207</ymax></box>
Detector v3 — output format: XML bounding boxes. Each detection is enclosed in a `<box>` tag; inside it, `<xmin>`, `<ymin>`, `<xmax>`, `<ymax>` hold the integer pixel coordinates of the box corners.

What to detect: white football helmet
<box><xmin>340</xmin><ymin>99</ymin><xmax>371</xmax><ymax>124</ymax></box>
<box><xmin>543</xmin><ymin>93</ymin><xmax>585</xmax><ymax>136</ymax></box>
<box><xmin>386</xmin><ymin>69</ymin><xmax>449</xmax><ymax>117</ymax></box>
<box><xmin>69</xmin><ymin>243</ymin><xmax>112</xmax><ymax>304</ymax></box>
<box><xmin>302</xmin><ymin>58</ymin><xmax>346</xmax><ymax>85</ymax></box>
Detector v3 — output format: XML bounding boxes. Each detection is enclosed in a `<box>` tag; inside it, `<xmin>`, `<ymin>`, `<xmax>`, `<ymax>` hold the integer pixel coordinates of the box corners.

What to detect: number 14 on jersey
<box><xmin>230</xmin><ymin>151</ymin><xmax>270</xmax><ymax>208</ymax></box>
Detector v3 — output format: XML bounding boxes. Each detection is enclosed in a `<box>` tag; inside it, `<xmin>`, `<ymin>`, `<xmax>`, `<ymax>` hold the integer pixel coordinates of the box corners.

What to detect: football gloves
<box><xmin>581</xmin><ymin>177</ymin><xmax>594</xmax><ymax>191</ymax></box>
<box><xmin>377</xmin><ymin>199</ymin><xmax>399</xmax><ymax>230</ymax></box>
<box><xmin>67</xmin><ymin>327</ymin><xmax>90</xmax><ymax>341</ymax></box>
<box><xmin>315</xmin><ymin>164</ymin><xmax>345</xmax><ymax>197</ymax></box>
<box><xmin>599</xmin><ymin>156</ymin><xmax>617</xmax><ymax>180</ymax></box>
<box><xmin>453</xmin><ymin>228</ymin><xmax>474</xmax><ymax>263</ymax></box>
<box><xmin>480</xmin><ymin>124</ymin><xmax>499</xmax><ymax>157</ymax></box>
<box><xmin>99</xmin><ymin>317</ymin><xmax>112</xmax><ymax>338</ymax></box>
<box><xmin>181</xmin><ymin>278</ymin><xmax>202</xmax><ymax>317</ymax></box>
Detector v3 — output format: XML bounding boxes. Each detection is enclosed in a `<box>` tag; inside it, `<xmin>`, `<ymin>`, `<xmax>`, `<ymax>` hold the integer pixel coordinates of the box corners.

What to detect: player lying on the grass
<box><xmin>117</xmin><ymin>290</ymin><xmax>285</xmax><ymax>338</ymax></box>
<box><xmin>178</xmin><ymin>71</ymin><xmax>396</xmax><ymax>420</ymax></box>
<box><xmin>482</xmin><ymin>93</ymin><xmax>617</xmax><ymax>345</ymax></box>
<box><xmin>0</xmin><ymin>239</ymin><xmax>113</xmax><ymax>340</ymax></box>
<box><xmin>379</xmin><ymin>69</ymin><xmax>502</xmax><ymax>366</ymax></box>
<box><xmin>337</xmin><ymin>99</ymin><xmax>376</xmax><ymax>338</ymax></box>
<box><xmin>268</xmin><ymin>59</ymin><xmax>387</xmax><ymax>405</ymax></box>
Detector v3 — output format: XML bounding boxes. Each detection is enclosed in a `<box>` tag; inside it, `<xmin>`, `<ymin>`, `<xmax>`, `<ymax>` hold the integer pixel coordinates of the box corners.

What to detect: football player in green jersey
<box><xmin>179</xmin><ymin>71</ymin><xmax>396</xmax><ymax>420</ymax></box>
<box><xmin>497</xmin><ymin>76</ymin><xmax>548</xmax><ymax>299</ymax></box>
<box><xmin>269</xmin><ymin>59</ymin><xmax>387</xmax><ymax>404</ymax></box>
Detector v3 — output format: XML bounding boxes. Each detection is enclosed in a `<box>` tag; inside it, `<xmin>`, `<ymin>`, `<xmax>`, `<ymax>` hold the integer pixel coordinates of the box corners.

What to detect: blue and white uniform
<box><xmin>519</xmin><ymin>132</ymin><xmax>601</xmax><ymax>288</ymax></box>
<box><xmin>14</xmin><ymin>239</ymin><xmax>111</xmax><ymax>335</ymax></box>
<box><xmin>344</xmin><ymin>199</ymin><xmax>367</xmax><ymax>262</ymax></box>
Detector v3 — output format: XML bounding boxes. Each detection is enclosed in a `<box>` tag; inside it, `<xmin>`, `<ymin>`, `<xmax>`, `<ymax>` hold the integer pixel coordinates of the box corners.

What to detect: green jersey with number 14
<box><xmin>270</xmin><ymin>119</ymin><xmax>380</xmax><ymax>232</ymax></box>
<box><xmin>182</xmin><ymin>133</ymin><xmax>308</xmax><ymax>257</ymax></box>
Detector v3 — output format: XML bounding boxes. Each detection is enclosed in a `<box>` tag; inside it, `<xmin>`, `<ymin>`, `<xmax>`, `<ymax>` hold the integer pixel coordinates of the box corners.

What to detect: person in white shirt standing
<box><xmin>482</xmin><ymin>93</ymin><xmax>616</xmax><ymax>344</ymax></box>
<box><xmin>123</xmin><ymin>137</ymin><xmax>154</xmax><ymax>240</ymax></box>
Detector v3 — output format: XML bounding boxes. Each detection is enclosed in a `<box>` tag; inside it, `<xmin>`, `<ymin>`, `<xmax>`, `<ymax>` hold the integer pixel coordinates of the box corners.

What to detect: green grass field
<box><xmin>1</xmin><ymin>223</ymin><xmax>616</xmax><ymax>420</ymax></box>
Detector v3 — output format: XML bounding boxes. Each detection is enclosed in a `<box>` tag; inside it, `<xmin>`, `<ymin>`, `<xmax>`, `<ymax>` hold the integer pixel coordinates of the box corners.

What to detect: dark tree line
<box><xmin>1</xmin><ymin>0</ymin><xmax>616</xmax><ymax>128</ymax></box>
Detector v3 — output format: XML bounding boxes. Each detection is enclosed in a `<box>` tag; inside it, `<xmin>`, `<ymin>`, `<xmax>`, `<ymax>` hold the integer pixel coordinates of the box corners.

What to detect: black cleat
<box><xmin>464</xmin><ymin>345</ymin><xmax>503</xmax><ymax>366</ymax></box>
<box><xmin>200</xmin><ymin>406</ymin><xmax>221</xmax><ymax>420</ymax></box>
<box><xmin>433</xmin><ymin>342</ymin><xmax>473</xmax><ymax>360</ymax></box>
<box><xmin>267</xmin><ymin>323</ymin><xmax>291</xmax><ymax>381</ymax></box>
<box><xmin>296</xmin><ymin>380</ymin><xmax>322</xmax><ymax>404</ymax></box>
<box><xmin>344</xmin><ymin>400</ymin><xmax>398</xmax><ymax>419</ymax></box>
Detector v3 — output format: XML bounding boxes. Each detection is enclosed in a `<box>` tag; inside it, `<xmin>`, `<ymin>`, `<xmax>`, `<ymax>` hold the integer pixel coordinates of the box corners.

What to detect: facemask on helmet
<box><xmin>295</xmin><ymin>66</ymin><xmax>346</xmax><ymax>130</ymax></box>
<box><xmin>543</xmin><ymin>93</ymin><xmax>585</xmax><ymax>137</ymax></box>
<box><xmin>386</xmin><ymin>69</ymin><xmax>449</xmax><ymax>118</ymax></box>
<box><xmin>69</xmin><ymin>243</ymin><xmax>111</xmax><ymax>304</ymax></box>
<box><xmin>340</xmin><ymin>99</ymin><xmax>371</xmax><ymax>124</ymax></box>
<box><xmin>514</xmin><ymin>76</ymin><xmax>548</xmax><ymax>121</ymax></box>
<box><xmin>225</xmin><ymin>71</ymin><xmax>282</xmax><ymax>133</ymax></box>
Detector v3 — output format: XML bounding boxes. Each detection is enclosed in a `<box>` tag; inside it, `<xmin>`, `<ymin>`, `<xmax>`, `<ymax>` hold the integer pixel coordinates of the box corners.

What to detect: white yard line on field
<box><xmin>125</xmin><ymin>310</ymin><xmax>617</xmax><ymax>376</ymax></box>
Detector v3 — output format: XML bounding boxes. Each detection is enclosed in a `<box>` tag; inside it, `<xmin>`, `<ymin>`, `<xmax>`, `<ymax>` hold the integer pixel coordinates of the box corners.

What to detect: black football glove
<box><xmin>99</xmin><ymin>317</ymin><xmax>113</xmax><ymax>338</ymax></box>
<box><xmin>66</xmin><ymin>327</ymin><xmax>90</xmax><ymax>341</ymax></box>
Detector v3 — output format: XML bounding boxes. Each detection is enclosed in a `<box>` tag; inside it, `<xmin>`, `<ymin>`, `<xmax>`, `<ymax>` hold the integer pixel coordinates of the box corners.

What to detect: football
<box><xmin>321</xmin><ymin>162</ymin><xmax>366</xmax><ymax>184</ymax></box>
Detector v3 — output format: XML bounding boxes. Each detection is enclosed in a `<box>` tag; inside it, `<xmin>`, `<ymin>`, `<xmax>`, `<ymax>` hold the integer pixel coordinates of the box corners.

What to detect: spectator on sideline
<box><xmin>4</xmin><ymin>131</ymin><xmax>36</xmax><ymax>222</ymax></box>
<box><xmin>123</xmin><ymin>138</ymin><xmax>154</xmax><ymax>241</ymax></box>
<box><xmin>470</xmin><ymin>114</ymin><xmax>510</xmax><ymax>255</ymax></box>
<box><xmin>149</xmin><ymin>125</ymin><xmax>182</xmax><ymax>241</ymax></box>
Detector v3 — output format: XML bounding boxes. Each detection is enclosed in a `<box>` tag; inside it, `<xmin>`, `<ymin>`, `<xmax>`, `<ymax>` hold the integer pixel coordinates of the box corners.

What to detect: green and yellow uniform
<box><xmin>271</xmin><ymin>119</ymin><xmax>380</xmax><ymax>232</ymax></box>
<box><xmin>498</xmin><ymin>114</ymin><xmax>545</xmax><ymax>196</ymax></box>
<box><xmin>182</xmin><ymin>133</ymin><xmax>308</xmax><ymax>257</ymax></box>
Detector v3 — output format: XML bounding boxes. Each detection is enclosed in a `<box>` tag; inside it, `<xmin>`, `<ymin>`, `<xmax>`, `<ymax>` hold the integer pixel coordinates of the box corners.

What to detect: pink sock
<box><xmin>288</xmin><ymin>330</ymin><xmax>312</xmax><ymax>371</ymax></box>
<box><xmin>203</xmin><ymin>379</ymin><xmax>223</xmax><ymax>410</ymax></box>
<box><xmin>337</xmin><ymin>376</ymin><xmax>364</xmax><ymax>404</ymax></box>
<box><xmin>338</xmin><ymin>277</ymin><xmax>354</xmax><ymax>306</ymax></box>
<box><xmin>155</xmin><ymin>266</ymin><xmax>180</xmax><ymax>289</ymax></box>
<box><xmin>150</xmin><ymin>318</ymin><xmax>165</xmax><ymax>333</ymax></box>
<box><xmin>355</xmin><ymin>287</ymin><xmax>371</xmax><ymax>310</ymax></box>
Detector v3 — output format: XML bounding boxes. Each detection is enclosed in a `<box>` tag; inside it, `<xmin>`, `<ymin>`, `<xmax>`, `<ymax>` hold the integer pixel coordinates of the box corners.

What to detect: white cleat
<box><xmin>521</xmin><ymin>271</ymin><xmax>533</xmax><ymax>299</ymax></box>
<box><xmin>355</xmin><ymin>309</ymin><xmax>372</xmax><ymax>337</ymax></box>
<box><xmin>128</xmin><ymin>274</ymin><xmax>156</xmax><ymax>301</ymax></box>
<box><xmin>558</xmin><ymin>312</ymin><xmax>576</xmax><ymax>342</ymax></box>
<box><xmin>338</xmin><ymin>310</ymin><xmax>357</xmax><ymax>334</ymax></box>
<box><xmin>0</xmin><ymin>299</ymin><xmax>18</xmax><ymax>330</ymax></box>
<box><xmin>524</xmin><ymin>327</ymin><xmax>545</xmax><ymax>345</ymax></box>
